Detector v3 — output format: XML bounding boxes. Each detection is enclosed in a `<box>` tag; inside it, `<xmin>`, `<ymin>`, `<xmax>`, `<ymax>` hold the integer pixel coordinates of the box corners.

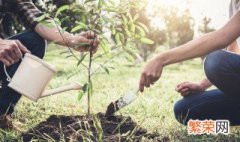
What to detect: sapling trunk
<box><xmin>87</xmin><ymin>50</ymin><xmax>93</xmax><ymax>116</ymax></box>
<box><xmin>86</xmin><ymin>30</ymin><xmax>96</xmax><ymax>116</ymax></box>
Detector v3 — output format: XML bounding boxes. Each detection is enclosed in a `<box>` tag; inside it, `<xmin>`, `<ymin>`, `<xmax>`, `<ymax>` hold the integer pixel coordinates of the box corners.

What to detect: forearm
<box><xmin>199</xmin><ymin>78</ymin><xmax>212</xmax><ymax>90</ymax></box>
<box><xmin>160</xmin><ymin>31</ymin><xmax>227</xmax><ymax>66</ymax></box>
<box><xmin>158</xmin><ymin>12</ymin><xmax>240</xmax><ymax>66</ymax></box>
<box><xmin>34</xmin><ymin>20</ymin><xmax>75</xmax><ymax>47</ymax></box>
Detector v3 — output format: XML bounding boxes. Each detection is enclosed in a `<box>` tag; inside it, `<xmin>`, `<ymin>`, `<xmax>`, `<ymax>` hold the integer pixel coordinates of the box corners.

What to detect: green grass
<box><xmin>1</xmin><ymin>46</ymin><xmax>240</xmax><ymax>142</ymax></box>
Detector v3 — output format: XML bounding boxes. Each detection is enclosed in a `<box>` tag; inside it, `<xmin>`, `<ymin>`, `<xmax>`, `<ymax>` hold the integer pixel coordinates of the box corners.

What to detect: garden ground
<box><xmin>1</xmin><ymin>46</ymin><xmax>240</xmax><ymax>141</ymax></box>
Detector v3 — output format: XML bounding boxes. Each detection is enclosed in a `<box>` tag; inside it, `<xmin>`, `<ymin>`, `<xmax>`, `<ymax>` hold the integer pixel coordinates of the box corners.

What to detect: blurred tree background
<box><xmin>0</xmin><ymin>0</ymin><xmax>215</xmax><ymax>62</ymax></box>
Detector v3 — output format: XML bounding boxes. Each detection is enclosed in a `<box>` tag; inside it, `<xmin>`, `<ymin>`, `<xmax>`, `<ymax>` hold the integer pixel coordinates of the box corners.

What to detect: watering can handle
<box><xmin>3</xmin><ymin>56</ymin><xmax>24</xmax><ymax>82</ymax></box>
<box><xmin>3</xmin><ymin>65</ymin><xmax>12</xmax><ymax>82</ymax></box>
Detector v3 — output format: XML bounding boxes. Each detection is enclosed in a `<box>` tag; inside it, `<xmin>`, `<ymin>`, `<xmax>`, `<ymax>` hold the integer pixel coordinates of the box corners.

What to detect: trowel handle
<box><xmin>41</xmin><ymin>82</ymin><xmax>82</xmax><ymax>98</ymax></box>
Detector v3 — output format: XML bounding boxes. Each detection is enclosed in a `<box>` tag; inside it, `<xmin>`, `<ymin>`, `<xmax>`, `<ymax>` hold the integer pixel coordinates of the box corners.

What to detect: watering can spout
<box><xmin>41</xmin><ymin>82</ymin><xmax>82</xmax><ymax>98</ymax></box>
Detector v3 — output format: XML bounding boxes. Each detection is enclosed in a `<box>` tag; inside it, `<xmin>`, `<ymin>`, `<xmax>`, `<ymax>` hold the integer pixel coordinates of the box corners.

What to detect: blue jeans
<box><xmin>0</xmin><ymin>31</ymin><xmax>46</xmax><ymax>116</ymax></box>
<box><xmin>174</xmin><ymin>50</ymin><xmax>240</xmax><ymax>126</ymax></box>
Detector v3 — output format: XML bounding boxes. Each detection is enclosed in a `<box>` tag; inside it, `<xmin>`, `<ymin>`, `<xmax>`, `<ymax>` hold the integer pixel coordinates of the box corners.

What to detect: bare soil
<box><xmin>22</xmin><ymin>113</ymin><xmax>166</xmax><ymax>142</ymax></box>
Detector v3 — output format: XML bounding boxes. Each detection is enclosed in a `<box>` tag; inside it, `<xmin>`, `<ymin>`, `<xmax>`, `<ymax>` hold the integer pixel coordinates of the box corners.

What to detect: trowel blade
<box><xmin>105</xmin><ymin>91</ymin><xmax>138</xmax><ymax>116</ymax></box>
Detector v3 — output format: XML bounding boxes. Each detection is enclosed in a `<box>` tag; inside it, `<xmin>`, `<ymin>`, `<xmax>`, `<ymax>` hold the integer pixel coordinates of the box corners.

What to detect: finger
<box><xmin>175</xmin><ymin>86</ymin><xmax>181</xmax><ymax>92</ymax></box>
<box><xmin>150</xmin><ymin>74</ymin><xmax>157</xmax><ymax>85</ymax></box>
<box><xmin>178</xmin><ymin>82</ymin><xmax>190</xmax><ymax>90</ymax></box>
<box><xmin>176</xmin><ymin>82</ymin><xmax>184</xmax><ymax>89</ymax></box>
<box><xmin>78</xmin><ymin>32</ymin><xmax>86</xmax><ymax>36</ymax></box>
<box><xmin>15</xmin><ymin>40</ymin><xmax>30</xmax><ymax>53</ymax></box>
<box><xmin>176</xmin><ymin>83</ymin><xmax>183</xmax><ymax>88</ymax></box>
<box><xmin>180</xmin><ymin>88</ymin><xmax>189</xmax><ymax>94</ymax></box>
<box><xmin>1</xmin><ymin>58</ymin><xmax>11</xmax><ymax>66</ymax></box>
<box><xmin>176</xmin><ymin>84</ymin><xmax>184</xmax><ymax>92</ymax></box>
<box><xmin>4</xmin><ymin>54</ymin><xmax>14</xmax><ymax>65</ymax></box>
<box><xmin>13</xmin><ymin>47</ymin><xmax>22</xmax><ymax>60</ymax></box>
<box><xmin>80</xmin><ymin>31</ymin><xmax>96</xmax><ymax>39</ymax></box>
<box><xmin>91</xmin><ymin>38</ymin><xmax>99</xmax><ymax>54</ymax></box>
<box><xmin>153</xmin><ymin>73</ymin><xmax>160</xmax><ymax>82</ymax></box>
<box><xmin>150</xmin><ymin>80</ymin><xmax>155</xmax><ymax>85</ymax></box>
<box><xmin>92</xmin><ymin>38</ymin><xmax>99</xmax><ymax>47</ymax></box>
<box><xmin>87</xmin><ymin>31</ymin><xmax>96</xmax><ymax>39</ymax></box>
<box><xmin>78</xmin><ymin>37</ymin><xmax>92</xmax><ymax>45</ymax></box>
<box><xmin>139</xmin><ymin>73</ymin><xmax>146</xmax><ymax>92</ymax></box>
<box><xmin>9</xmin><ymin>51</ymin><xmax>18</xmax><ymax>62</ymax></box>
<box><xmin>144</xmin><ymin>74</ymin><xmax>152</xmax><ymax>88</ymax></box>
<box><xmin>181</xmin><ymin>91</ymin><xmax>191</xmax><ymax>97</ymax></box>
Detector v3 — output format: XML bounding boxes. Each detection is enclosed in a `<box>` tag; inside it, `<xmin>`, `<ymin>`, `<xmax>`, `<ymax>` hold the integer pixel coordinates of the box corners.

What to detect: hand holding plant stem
<box><xmin>72</xmin><ymin>31</ymin><xmax>99</xmax><ymax>54</ymax></box>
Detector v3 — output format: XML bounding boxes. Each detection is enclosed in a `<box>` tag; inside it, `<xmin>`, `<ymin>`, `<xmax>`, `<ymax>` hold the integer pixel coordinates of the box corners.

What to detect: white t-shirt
<box><xmin>229</xmin><ymin>0</ymin><xmax>240</xmax><ymax>46</ymax></box>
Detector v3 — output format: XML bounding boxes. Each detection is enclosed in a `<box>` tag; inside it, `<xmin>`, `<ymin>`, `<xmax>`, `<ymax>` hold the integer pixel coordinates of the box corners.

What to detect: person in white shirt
<box><xmin>139</xmin><ymin>0</ymin><xmax>240</xmax><ymax>125</ymax></box>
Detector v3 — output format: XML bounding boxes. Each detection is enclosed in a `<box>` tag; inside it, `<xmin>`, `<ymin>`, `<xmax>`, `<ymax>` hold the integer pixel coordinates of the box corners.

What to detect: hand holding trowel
<box><xmin>105</xmin><ymin>88</ymin><xmax>140</xmax><ymax>116</ymax></box>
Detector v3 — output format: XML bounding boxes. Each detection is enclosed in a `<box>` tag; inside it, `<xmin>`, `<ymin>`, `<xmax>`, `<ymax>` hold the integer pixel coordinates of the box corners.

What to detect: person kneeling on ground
<box><xmin>0</xmin><ymin>0</ymin><xmax>99</xmax><ymax>130</ymax></box>
<box><xmin>139</xmin><ymin>0</ymin><xmax>240</xmax><ymax>126</ymax></box>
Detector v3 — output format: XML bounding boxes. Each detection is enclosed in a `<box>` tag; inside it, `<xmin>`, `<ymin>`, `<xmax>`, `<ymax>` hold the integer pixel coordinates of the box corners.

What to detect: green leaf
<box><xmin>125</xmin><ymin>52</ymin><xmax>135</xmax><ymax>63</ymax></box>
<box><xmin>104</xmin><ymin>67</ymin><xmax>109</xmax><ymax>74</ymax></box>
<box><xmin>84</xmin><ymin>0</ymin><xmax>96</xmax><ymax>4</ymax></box>
<box><xmin>140</xmin><ymin>38</ymin><xmax>154</xmax><ymax>44</ymax></box>
<box><xmin>136</xmin><ymin>25</ymin><xmax>145</xmax><ymax>37</ymax></box>
<box><xmin>39</xmin><ymin>20</ymin><xmax>55</xmax><ymax>28</ymax></box>
<box><xmin>102</xmin><ymin>17</ymin><xmax>114</xmax><ymax>24</ymax></box>
<box><xmin>137</xmin><ymin>22</ymin><xmax>149</xmax><ymax>33</ymax></box>
<box><xmin>60</xmin><ymin>27</ymin><xmax>67</xmax><ymax>34</ymax></box>
<box><xmin>98</xmin><ymin>0</ymin><xmax>104</xmax><ymax>9</ymax></box>
<box><xmin>122</xmin><ymin>15</ymin><xmax>128</xmax><ymax>25</ymax></box>
<box><xmin>100</xmin><ymin>65</ymin><xmax>109</xmax><ymax>74</ymax></box>
<box><xmin>88</xmin><ymin>80</ymin><xmax>93</xmax><ymax>96</ymax></box>
<box><xmin>100</xmin><ymin>40</ymin><xmax>108</xmax><ymax>52</ymax></box>
<box><xmin>60</xmin><ymin>50</ymin><xmax>69</xmax><ymax>55</ymax></box>
<box><xmin>127</xmin><ymin>12</ymin><xmax>133</xmax><ymax>22</ymax></box>
<box><xmin>71</xmin><ymin>23</ymin><xmax>88</xmax><ymax>32</ymax></box>
<box><xmin>77</xmin><ymin>54</ymin><xmax>87</xmax><ymax>66</ymax></box>
<box><xmin>107</xmin><ymin>0</ymin><xmax>115</xmax><ymax>5</ymax></box>
<box><xmin>111</xmin><ymin>26</ymin><xmax>116</xmax><ymax>35</ymax></box>
<box><xmin>60</xmin><ymin>16</ymin><xmax>70</xmax><ymax>23</ymax></box>
<box><xmin>35</xmin><ymin>14</ymin><xmax>49</xmax><ymax>22</ymax></box>
<box><xmin>66</xmin><ymin>55</ymin><xmax>73</xmax><ymax>58</ymax></box>
<box><xmin>55</xmin><ymin>5</ymin><xmax>69</xmax><ymax>18</ymax></box>
<box><xmin>133</xmin><ymin>14</ymin><xmax>139</xmax><ymax>21</ymax></box>
<box><xmin>78</xmin><ymin>91</ymin><xmax>84</xmax><ymax>101</ymax></box>
<box><xmin>125</xmin><ymin>29</ymin><xmax>131</xmax><ymax>37</ymax></box>
<box><xmin>115</xmin><ymin>33</ymin><xmax>122</xmax><ymax>46</ymax></box>
<box><xmin>105</xmin><ymin>7</ymin><xmax>118</xmax><ymax>12</ymax></box>
<box><xmin>74</xmin><ymin>43</ymin><xmax>90</xmax><ymax>49</ymax></box>
<box><xmin>99</xmin><ymin>39</ymin><xmax>112</xmax><ymax>58</ymax></box>
<box><xmin>130</xmin><ymin>22</ymin><xmax>136</xmax><ymax>33</ymax></box>
<box><xmin>53</xmin><ymin>18</ymin><xmax>61</xmax><ymax>25</ymax></box>
<box><xmin>119</xmin><ymin>33</ymin><xmax>125</xmax><ymax>45</ymax></box>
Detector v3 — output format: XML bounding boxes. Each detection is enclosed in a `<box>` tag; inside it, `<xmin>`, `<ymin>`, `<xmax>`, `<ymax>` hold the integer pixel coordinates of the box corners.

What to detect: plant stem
<box><xmin>86</xmin><ymin>16</ymin><xmax>97</xmax><ymax>116</ymax></box>
<box><xmin>87</xmin><ymin>42</ymin><xmax>94</xmax><ymax>117</ymax></box>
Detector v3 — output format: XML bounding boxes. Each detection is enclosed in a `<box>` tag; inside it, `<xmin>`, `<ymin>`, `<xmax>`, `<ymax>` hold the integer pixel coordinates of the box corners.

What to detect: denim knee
<box><xmin>204</xmin><ymin>50</ymin><xmax>227</xmax><ymax>86</ymax></box>
<box><xmin>10</xmin><ymin>31</ymin><xmax>46</xmax><ymax>59</ymax></box>
<box><xmin>173</xmin><ymin>99</ymin><xmax>188</xmax><ymax>125</ymax></box>
<box><xmin>25</xmin><ymin>32</ymin><xmax>46</xmax><ymax>59</ymax></box>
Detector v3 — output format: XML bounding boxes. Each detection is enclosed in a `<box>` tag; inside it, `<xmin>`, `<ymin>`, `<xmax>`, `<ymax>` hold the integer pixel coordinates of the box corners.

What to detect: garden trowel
<box><xmin>105</xmin><ymin>89</ymin><xmax>139</xmax><ymax>116</ymax></box>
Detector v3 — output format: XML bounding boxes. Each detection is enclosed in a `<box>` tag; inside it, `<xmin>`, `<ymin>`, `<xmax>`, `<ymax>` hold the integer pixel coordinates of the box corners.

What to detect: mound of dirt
<box><xmin>22</xmin><ymin>113</ymin><xmax>163</xmax><ymax>141</ymax></box>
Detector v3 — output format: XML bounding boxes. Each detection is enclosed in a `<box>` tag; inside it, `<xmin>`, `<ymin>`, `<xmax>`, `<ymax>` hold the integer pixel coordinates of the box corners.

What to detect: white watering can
<box><xmin>3</xmin><ymin>53</ymin><xmax>82</xmax><ymax>102</ymax></box>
